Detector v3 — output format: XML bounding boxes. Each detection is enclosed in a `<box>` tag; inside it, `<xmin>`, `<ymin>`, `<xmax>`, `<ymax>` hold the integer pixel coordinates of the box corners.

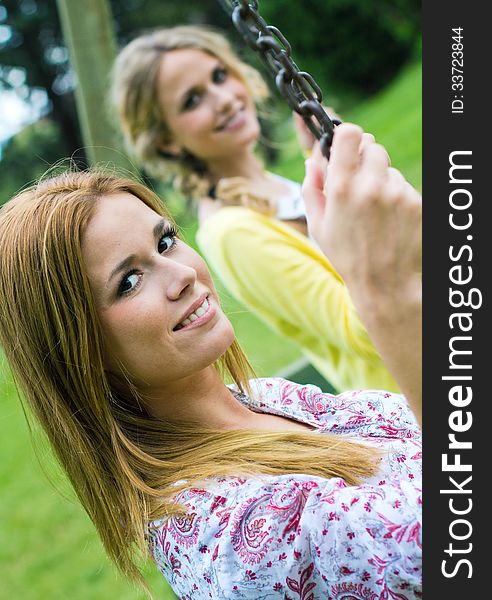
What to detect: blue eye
<box><xmin>158</xmin><ymin>227</ymin><xmax>177</xmax><ymax>253</ymax></box>
<box><xmin>118</xmin><ymin>271</ymin><xmax>141</xmax><ymax>296</ymax></box>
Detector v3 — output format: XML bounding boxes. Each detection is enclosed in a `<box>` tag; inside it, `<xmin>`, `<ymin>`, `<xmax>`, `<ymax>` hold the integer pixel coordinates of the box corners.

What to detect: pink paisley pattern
<box><xmin>230</xmin><ymin>494</ymin><xmax>273</xmax><ymax>564</ymax></box>
<box><xmin>147</xmin><ymin>378</ymin><xmax>422</xmax><ymax>599</ymax></box>
<box><xmin>167</xmin><ymin>512</ymin><xmax>200</xmax><ymax>549</ymax></box>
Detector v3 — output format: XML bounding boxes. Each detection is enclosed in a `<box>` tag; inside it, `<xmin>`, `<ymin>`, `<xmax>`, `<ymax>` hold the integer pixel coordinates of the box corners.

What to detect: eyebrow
<box><xmin>107</xmin><ymin>218</ymin><xmax>167</xmax><ymax>285</ymax></box>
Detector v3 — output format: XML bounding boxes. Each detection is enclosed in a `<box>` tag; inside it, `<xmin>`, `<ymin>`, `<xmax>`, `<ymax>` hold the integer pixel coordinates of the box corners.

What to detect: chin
<box><xmin>234</xmin><ymin>127</ymin><xmax>260</xmax><ymax>152</ymax></box>
<box><xmin>246</xmin><ymin>117</ymin><xmax>261</xmax><ymax>143</ymax></box>
<box><xmin>231</xmin><ymin>110</ymin><xmax>261</xmax><ymax>144</ymax></box>
<box><xmin>216</xmin><ymin>316</ymin><xmax>236</xmax><ymax>351</ymax></box>
<box><xmin>193</xmin><ymin>322</ymin><xmax>235</xmax><ymax>375</ymax></box>
<box><xmin>210</xmin><ymin>316</ymin><xmax>235</xmax><ymax>359</ymax></box>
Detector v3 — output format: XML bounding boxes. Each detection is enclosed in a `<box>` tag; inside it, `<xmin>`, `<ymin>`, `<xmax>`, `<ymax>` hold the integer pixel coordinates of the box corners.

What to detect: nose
<box><xmin>163</xmin><ymin>258</ymin><xmax>197</xmax><ymax>301</ymax></box>
<box><xmin>211</xmin><ymin>83</ymin><xmax>235</xmax><ymax>113</ymax></box>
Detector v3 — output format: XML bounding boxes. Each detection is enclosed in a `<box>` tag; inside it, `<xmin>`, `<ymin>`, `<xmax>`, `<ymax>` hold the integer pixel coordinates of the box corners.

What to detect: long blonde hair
<box><xmin>0</xmin><ymin>170</ymin><xmax>379</xmax><ymax>591</ymax></box>
<box><xmin>111</xmin><ymin>25</ymin><xmax>269</xmax><ymax>196</ymax></box>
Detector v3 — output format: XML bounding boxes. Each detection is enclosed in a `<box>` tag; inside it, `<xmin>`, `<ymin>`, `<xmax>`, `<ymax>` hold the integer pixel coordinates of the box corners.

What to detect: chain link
<box><xmin>218</xmin><ymin>0</ymin><xmax>341</xmax><ymax>159</ymax></box>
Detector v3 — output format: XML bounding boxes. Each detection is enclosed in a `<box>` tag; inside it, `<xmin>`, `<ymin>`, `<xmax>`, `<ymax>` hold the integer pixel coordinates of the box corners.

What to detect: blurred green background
<box><xmin>0</xmin><ymin>1</ymin><xmax>421</xmax><ymax>598</ymax></box>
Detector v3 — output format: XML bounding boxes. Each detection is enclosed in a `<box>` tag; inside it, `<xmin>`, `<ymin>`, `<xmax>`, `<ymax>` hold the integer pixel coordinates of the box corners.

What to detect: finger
<box><xmin>310</xmin><ymin>140</ymin><xmax>323</xmax><ymax>160</ymax></box>
<box><xmin>310</xmin><ymin>141</ymin><xmax>328</xmax><ymax>180</ymax></box>
<box><xmin>293</xmin><ymin>111</ymin><xmax>306</xmax><ymax>127</ymax></box>
<box><xmin>387</xmin><ymin>167</ymin><xmax>406</xmax><ymax>185</ymax></box>
<box><xmin>357</xmin><ymin>133</ymin><xmax>392</xmax><ymax>167</ymax></box>
<box><xmin>385</xmin><ymin>169</ymin><xmax>421</xmax><ymax>208</ymax></box>
<box><xmin>329</xmin><ymin>123</ymin><xmax>364</xmax><ymax>178</ymax></box>
<box><xmin>407</xmin><ymin>183</ymin><xmax>422</xmax><ymax>206</ymax></box>
<box><xmin>302</xmin><ymin>157</ymin><xmax>327</xmax><ymax>224</ymax></box>
<box><xmin>359</xmin><ymin>132</ymin><xmax>375</xmax><ymax>154</ymax></box>
<box><xmin>293</xmin><ymin>111</ymin><xmax>315</xmax><ymax>142</ymax></box>
<box><xmin>299</xmin><ymin>140</ymin><xmax>329</xmax><ymax>183</ymax></box>
<box><xmin>359</xmin><ymin>143</ymin><xmax>390</xmax><ymax>180</ymax></box>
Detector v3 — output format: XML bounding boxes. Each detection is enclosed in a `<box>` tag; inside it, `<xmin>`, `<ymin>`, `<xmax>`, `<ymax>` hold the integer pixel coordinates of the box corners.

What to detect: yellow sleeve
<box><xmin>196</xmin><ymin>207</ymin><xmax>381</xmax><ymax>362</ymax></box>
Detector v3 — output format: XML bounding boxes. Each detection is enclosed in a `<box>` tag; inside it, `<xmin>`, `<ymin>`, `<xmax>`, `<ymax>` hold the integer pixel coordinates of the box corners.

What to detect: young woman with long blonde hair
<box><xmin>111</xmin><ymin>25</ymin><xmax>401</xmax><ymax>393</ymax></box>
<box><xmin>0</xmin><ymin>125</ymin><xmax>421</xmax><ymax>598</ymax></box>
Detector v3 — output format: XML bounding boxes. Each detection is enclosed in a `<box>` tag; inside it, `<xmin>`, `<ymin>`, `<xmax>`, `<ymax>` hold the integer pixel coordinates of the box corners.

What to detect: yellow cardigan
<box><xmin>197</xmin><ymin>206</ymin><xmax>399</xmax><ymax>393</ymax></box>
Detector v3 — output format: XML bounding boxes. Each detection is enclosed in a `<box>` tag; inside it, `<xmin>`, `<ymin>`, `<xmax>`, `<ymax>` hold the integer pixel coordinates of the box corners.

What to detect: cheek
<box><xmin>232</xmin><ymin>79</ymin><xmax>252</xmax><ymax>102</ymax></box>
<box><xmin>177</xmin><ymin>110</ymin><xmax>211</xmax><ymax>138</ymax></box>
<box><xmin>100</xmin><ymin>301</ymin><xmax>157</xmax><ymax>356</ymax></box>
<box><xmin>100</xmin><ymin>304</ymin><xmax>171</xmax><ymax>380</ymax></box>
<box><xmin>99</xmin><ymin>306</ymin><xmax>134</xmax><ymax>366</ymax></box>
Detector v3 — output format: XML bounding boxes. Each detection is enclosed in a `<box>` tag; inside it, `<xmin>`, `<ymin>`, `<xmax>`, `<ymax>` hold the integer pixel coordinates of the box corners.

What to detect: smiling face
<box><xmin>157</xmin><ymin>48</ymin><xmax>260</xmax><ymax>162</ymax></box>
<box><xmin>81</xmin><ymin>192</ymin><xmax>235</xmax><ymax>392</ymax></box>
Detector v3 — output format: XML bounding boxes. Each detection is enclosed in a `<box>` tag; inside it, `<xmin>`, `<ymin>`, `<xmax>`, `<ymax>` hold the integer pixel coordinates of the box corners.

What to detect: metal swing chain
<box><xmin>218</xmin><ymin>0</ymin><xmax>341</xmax><ymax>159</ymax></box>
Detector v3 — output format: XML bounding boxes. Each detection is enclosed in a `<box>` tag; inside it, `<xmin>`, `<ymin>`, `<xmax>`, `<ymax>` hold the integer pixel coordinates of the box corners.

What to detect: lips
<box><xmin>215</xmin><ymin>108</ymin><xmax>245</xmax><ymax>132</ymax></box>
<box><xmin>173</xmin><ymin>293</ymin><xmax>211</xmax><ymax>331</ymax></box>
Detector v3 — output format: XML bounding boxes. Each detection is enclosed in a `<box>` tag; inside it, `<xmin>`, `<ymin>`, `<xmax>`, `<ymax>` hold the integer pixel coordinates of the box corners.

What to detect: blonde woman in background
<box><xmin>0</xmin><ymin>124</ymin><xmax>421</xmax><ymax>598</ymax></box>
<box><xmin>111</xmin><ymin>25</ymin><xmax>400</xmax><ymax>393</ymax></box>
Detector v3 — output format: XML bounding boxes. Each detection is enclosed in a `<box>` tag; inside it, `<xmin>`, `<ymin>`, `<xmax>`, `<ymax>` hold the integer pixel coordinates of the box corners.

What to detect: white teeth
<box><xmin>176</xmin><ymin>298</ymin><xmax>210</xmax><ymax>330</ymax></box>
<box><xmin>218</xmin><ymin>112</ymin><xmax>239</xmax><ymax>130</ymax></box>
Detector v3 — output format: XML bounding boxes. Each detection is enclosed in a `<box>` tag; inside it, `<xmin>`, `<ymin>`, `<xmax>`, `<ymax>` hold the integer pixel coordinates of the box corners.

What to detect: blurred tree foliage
<box><xmin>0</xmin><ymin>0</ymin><xmax>420</xmax><ymax>204</ymax></box>
<box><xmin>0</xmin><ymin>0</ymin><xmax>232</xmax><ymax>195</ymax></box>
<box><xmin>259</xmin><ymin>0</ymin><xmax>420</xmax><ymax>97</ymax></box>
<box><xmin>0</xmin><ymin>118</ymin><xmax>63</xmax><ymax>204</ymax></box>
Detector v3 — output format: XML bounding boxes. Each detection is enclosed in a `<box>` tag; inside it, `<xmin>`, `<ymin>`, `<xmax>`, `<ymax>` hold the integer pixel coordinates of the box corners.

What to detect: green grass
<box><xmin>0</xmin><ymin>357</ymin><xmax>176</xmax><ymax>600</ymax></box>
<box><xmin>273</xmin><ymin>60</ymin><xmax>422</xmax><ymax>191</ymax></box>
<box><xmin>347</xmin><ymin>61</ymin><xmax>422</xmax><ymax>191</ymax></box>
<box><xmin>0</xmin><ymin>60</ymin><xmax>421</xmax><ymax>599</ymax></box>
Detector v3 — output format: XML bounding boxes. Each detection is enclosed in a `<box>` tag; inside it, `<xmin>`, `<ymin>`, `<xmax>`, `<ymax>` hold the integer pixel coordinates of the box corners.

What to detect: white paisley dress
<box><xmin>147</xmin><ymin>378</ymin><xmax>422</xmax><ymax>599</ymax></box>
